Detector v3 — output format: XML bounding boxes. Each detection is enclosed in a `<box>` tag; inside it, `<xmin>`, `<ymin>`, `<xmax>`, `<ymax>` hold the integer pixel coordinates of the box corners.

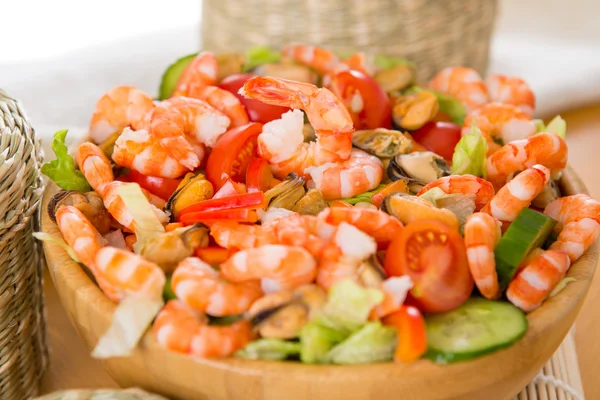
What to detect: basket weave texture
<box><xmin>201</xmin><ymin>0</ymin><xmax>498</xmax><ymax>81</ymax></box>
<box><xmin>0</xmin><ymin>90</ymin><xmax>47</xmax><ymax>399</ymax></box>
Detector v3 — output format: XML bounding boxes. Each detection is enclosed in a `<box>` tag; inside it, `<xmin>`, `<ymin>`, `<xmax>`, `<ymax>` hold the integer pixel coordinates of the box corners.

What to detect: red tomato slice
<box><xmin>329</xmin><ymin>69</ymin><xmax>392</xmax><ymax>129</ymax></box>
<box><xmin>384</xmin><ymin>220</ymin><xmax>473</xmax><ymax>313</ymax></box>
<box><xmin>410</xmin><ymin>121</ymin><xmax>461</xmax><ymax>162</ymax></box>
<box><xmin>246</xmin><ymin>158</ymin><xmax>274</xmax><ymax>192</ymax></box>
<box><xmin>180</xmin><ymin>208</ymin><xmax>258</xmax><ymax>225</ymax></box>
<box><xmin>206</xmin><ymin>122</ymin><xmax>263</xmax><ymax>190</ymax></box>
<box><xmin>178</xmin><ymin>191</ymin><xmax>265</xmax><ymax>217</ymax></box>
<box><xmin>213</xmin><ymin>179</ymin><xmax>247</xmax><ymax>199</ymax></box>
<box><xmin>125</xmin><ymin>170</ymin><xmax>182</xmax><ymax>200</ymax></box>
<box><xmin>382</xmin><ymin>306</ymin><xmax>427</xmax><ymax>363</ymax></box>
<box><xmin>219</xmin><ymin>73</ymin><xmax>290</xmax><ymax>124</ymax></box>
<box><xmin>195</xmin><ymin>246</ymin><xmax>230</xmax><ymax>265</ymax></box>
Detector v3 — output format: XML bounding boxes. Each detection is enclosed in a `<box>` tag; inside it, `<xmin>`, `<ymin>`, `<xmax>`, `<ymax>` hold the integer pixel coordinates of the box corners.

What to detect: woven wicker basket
<box><xmin>0</xmin><ymin>90</ymin><xmax>47</xmax><ymax>399</ymax></box>
<box><xmin>201</xmin><ymin>0</ymin><xmax>498</xmax><ymax>81</ymax></box>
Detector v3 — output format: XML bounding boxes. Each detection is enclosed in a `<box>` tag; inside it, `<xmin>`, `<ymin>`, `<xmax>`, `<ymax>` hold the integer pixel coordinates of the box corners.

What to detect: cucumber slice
<box><xmin>163</xmin><ymin>275</ymin><xmax>177</xmax><ymax>301</ymax></box>
<box><xmin>425</xmin><ymin>298</ymin><xmax>527</xmax><ymax>364</ymax></box>
<box><xmin>158</xmin><ymin>53</ymin><xmax>197</xmax><ymax>100</ymax></box>
<box><xmin>494</xmin><ymin>208</ymin><xmax>557</xmax><ymax>290</ymax></box>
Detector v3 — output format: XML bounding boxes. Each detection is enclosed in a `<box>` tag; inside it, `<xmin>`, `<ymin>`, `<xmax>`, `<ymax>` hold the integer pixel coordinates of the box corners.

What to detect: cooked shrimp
<box><xmin>94</xmin><ymin>246</ymin><xmax>166</xmax><ymax>302</ymax></box>
<box><xmin>210</xmin><ymin>221</ymin><xmax>277</xmax><ymax>249</ymax></box>
<box><xmin>316</xmin><ymin>222</ymin><xmax>377</xmax><ymax>290</ymax></box>
<box><xmin>464</xmin><ymin>212</ymin><xmax>502</xmax><ymax>299</ymax></box>
<box><xmin>462</xmin><ymin>103</ymin><xmax>536</xmax><ymax>153</ymax></box>
<box><xmin>317</xmin><ymin>207</ymin><xmax>403</xmax><ymax>247</ymax></box>
<box><xmin>544</xmin><ymin>194</ymin><xmax>600</xmax><ymax>262</ymax></box>
<box><xmin>171</xmin><ymin>257</ymin><xmax>263</xmax><ymax>316</ymax></box>
<box><xmin>241</xmin><ymin>77</ymin><xmax>354</xmax><ymax>163</ymax></box>
<box><xmin>417</xmin><ymin>175</ymin><xmax>495</xmax><ymax>211</ymax></box>
<box><xmin>305</xmin><ymin>149</ymin><xmax>383</xmax><ymax>200</ymax></box>
<box><xmin>55</xmin><ymin>206</ymin><xmax>106</xmax><ymax>268</ymax></box>
<box><xmin>428</xmin><ymin>67</ymin><xmax>489</xmax><ymax>112</ymax></box>
<box><xmin>481</xmin><ymin>164</ymin><xmax>550</xmax><ymax>222</ymax></box>
<box><xmin>78</xmin><ymin>142</ymin><xmax>169</xmax><ymax>229</ymax></box>
<box><xmin>153</xmin><ymin>300</ymin><xmax>253</xmax><ymax>358</ymax></box>
<box><xmin>321</xmin><ymin>52</ymin><xmax>375</xmax><ymax>87</ymax></box>
<box><xmin>221</xmin><ymin>245</ymin><xmax>317</xmax><ymax>294</ymax></box>
<box><xmin>173</xmin><ymin>52</ymin><xmax>249</xmax><ymax>127</ymax></box>
<box><xmin>89</xmin><ymin>85</ymin><xmax>155</xmax><ymax>144</ymax></box>
<box><xmin>147</xmin><ymin>96</ymin><xmax>230</xmax><ymax>170</ymax></box>
<box><xmin>486</xmin><ymin>132</ymin><xmax>568</xmax><ymax>188</ymax></box>
<box><xmin>506</xmin><ymin>250</ymin><xmax>571</xmax><ymax>312</ymax></box>
<box><xmin>485</xmin><ymin>74</ymin><xmax>536</xmax><ymax>117</ymax></box>
<box><xmin>281</xmin><ymin>44</ymin><xmax>342</xmax><ymax>75</ymax></box>
<box><xmin>76</xmin><ymin>142</ymin><xmax>114</xmax><ymax>192</ymax></box>
<box><xmin>112</xmin><ymin>128</ymin><xmax>190</xmax><ymax>179</ymax></box>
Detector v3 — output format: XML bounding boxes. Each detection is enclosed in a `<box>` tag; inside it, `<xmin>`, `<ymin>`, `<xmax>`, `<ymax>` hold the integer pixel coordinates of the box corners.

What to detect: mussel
<box><xmin>373</xmin><ymin>64</ymin><xmax>415</xmax><ymax>93</ymax></box>
<box><xmin>357</xmin><ymin>254</ymin><xmax>387</xmax><ymax>288</ymax></box>
<box><xmin>292</xmin><ymin>188</ymin><xmax>326</xmax><ymax>215</ymax></box>
<box><xmin>254</xmin><ymin>63</ymin><xmax>318</xmax><ymax>85</ymax></box>
<box><xmin>97</xmin><ymin>131</ymin><xmax>121</xmax><ymax>158</ymax></box>
<box><xmin>264</xmin><ymin>173</ymin><xmax>306</xmax><ymax>210</ymax></box>
<box><xmin>48</xmin><ymin>190</ymin><xmax>112</xmax><ymax>234</ymax></box>
<box><xmin>248</xmin><ymin>284</ymin><xmax>326</xmax><ymax>339</ymax></box>
<box><xmin>165</xmin><ymin>172</ymin><xmax>214</xmax><ymax>220</ymax></box>
<box><xmin>140</xmin><ymin>223</ymin><xmax>209</xmax><ymax>273</ymax></box>
<box><xmin>387</xmin><ymin>151</ymin><xmax>451</xmax><ymax>193</ymax></box>
<box><xmin>532</xmin><ymin>180</ymin><xmax>562</xmax><ymax>209</ymax></box>
<box><xmin>216</xmin><ymin>52</ymin><xmax>245</xmax><ymax>82</ymax></box>
<box><xmin>392</xmin><ymin>91</ymin><xmax>439</xmax><ymax>131</ymax></box>
<box><xmin>352</xmin><ymin>128</ymin><xmax>413</xmax><ymax>158</ymax></box>
<box><xmin>381</xmin><ymin>192</ymin><xmax>460</xmax><ymax>231</ymax></box>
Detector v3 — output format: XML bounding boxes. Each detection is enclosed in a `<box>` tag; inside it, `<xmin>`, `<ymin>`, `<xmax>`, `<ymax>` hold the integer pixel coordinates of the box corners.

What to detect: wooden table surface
<box><xmin>39</xmin><ymin>105</ymin><xmax>600</xmax><ymax>398</ymax></box>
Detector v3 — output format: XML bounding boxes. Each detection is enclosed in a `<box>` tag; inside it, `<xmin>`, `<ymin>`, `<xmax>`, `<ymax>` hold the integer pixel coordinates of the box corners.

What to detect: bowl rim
<box><xmin>40</xmin><ymin>166</ymin><xmax>598</xmax><ymax>397</ymax></box>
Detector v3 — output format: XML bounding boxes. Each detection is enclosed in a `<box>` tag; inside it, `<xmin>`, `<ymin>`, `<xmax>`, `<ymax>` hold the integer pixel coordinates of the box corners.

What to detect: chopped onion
<box><xmin>103</xmin><ymin>230</ymin><xmax>127</xmax><ymax>249</ymax></box>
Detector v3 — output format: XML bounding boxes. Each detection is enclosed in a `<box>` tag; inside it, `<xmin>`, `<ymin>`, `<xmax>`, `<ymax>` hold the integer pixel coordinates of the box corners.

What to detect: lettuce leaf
<box><xmin>451</xmin><ymin>120</ymin><xmax>488</xmax><ymax>177</ymax></box>
<box><xmin>339</xmin><ymin>184</ymin><xmax>386</xmax><ymax>205</ymax></box>
<box><xmin>545</xmin><ymin>115</ymin><xmax>567</xmax><ymax>139</ymax></box>
<box><xmin>532</xmin><ymin>119</ymin><xmax>546</xmax><ymax>133</ymax></box>
<box><xmin>243</xmin><ymin>46</ymin><xmax>281</xmax><ymax>72</ymax></box>
<box><xmin>406</xmin><ymin>86</ymin><xmax>466</xmax><ymax>125</ymax></box>
<box><xmin>33</xmin><ymin>232</ymin><xmax>80</xmax><ymax>263</ymax></box>
<box><xmin>326</xmin><ymin>322</ymin><xmax>396</xmax><ymax>364</ymax></box>
<box><xmin>41</xmin><ymin>129</ymin><xmax>91</xmax><ymax>192</ymax></box>
<box><xmin>299</xmin><ymin>322</ymin><xmax>347</xmax><ymax>364</ymax></box>
<box><xmin>236</xmin><ymin>339</ymin><xmax>301</xmax><ymax>361</ymax></box>
<box><xmin>316</xmin><ymin>279</ymin><xmax>384</xmax><ymax>335</ymax></box>
<box><xmin>373</xmin><ymin>54</ymin><xmax>415</xmax><ymax>70</ymax></box>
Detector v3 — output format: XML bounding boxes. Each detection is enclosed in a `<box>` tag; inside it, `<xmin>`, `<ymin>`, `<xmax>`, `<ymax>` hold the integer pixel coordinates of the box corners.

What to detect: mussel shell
<box><xmin>265</xmin><ymin>172</ymin><xmax>306</xmax><ymax>209</ymax></box>
<box><xmin>532</xmin><ymin>180</ymin><xmax>562</xmax><ymax>209</ymax></box>
<box><xmin>249</xmin><ymin>302</ymin><xmax>292</xmax><ymax>327</ymax></box>
<box><xmin>387</xmin><ymin>151</ymin><xmax>450</xmax><ymax>191</ymax></box>
<box><xmin>47</xmin><ymin>190</ymin><xmax>77</xmax><ymax>222</ymax></box>
<box><xmin>352</xmin><ymin>128</ymin><xmax>413</xmax><ymax>158</ymax></box>
<box><xmin>291</xmin><ymin>188</ymin><xmax>326</xmax><ymax>215</ymax></box>
<box><xmin>357</xmin><ymin>254</ymin><xmax>387</xmax><ymax>288</ymax></box>
<box><xmin>165</xmin><ymin>172</ymin><xmax>214</xmax><ymax>221</ymax></box>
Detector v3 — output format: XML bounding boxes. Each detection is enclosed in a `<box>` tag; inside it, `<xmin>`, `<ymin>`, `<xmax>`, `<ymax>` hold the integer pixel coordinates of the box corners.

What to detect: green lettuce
<box><xmin>243</xmin><ymin>45</ymin><xmax>281</xmax><ymax>72</ymax></box>
<box><xmin>316</xmin><ymin>279</ymin><xmax>384</xmax><ymax>335</ymax></box>
<box><xmin>373</xmin><ymin>54</ymin><xmax>415</xmax><ymax>70</ymax></box>
<box><xmin>41</xmin><ymin>129</ymin><xmax>91</xmax><ymax>192</ymax></box>
<box><xmin>326</xmin><ymin>322</ymin><xmax>396</xmax><ymax>364</ymax></box>
<box><xmin>32</xmin><ymin>232</ymin><xmax>80</xmax><ymax>263</ymax></box>
<box><xmin>338</xmin><ymin>184</ymin><xmax>386</xmax><ymax>205</ymax></box>
<box><xmin>406</xmin><ymin>86</ymin><xmax>466</xmax><ymax>125</ymax></box>
<box><xmin>532</xmin><ymin>119</ymin><xmax>546</xmax><ymax>133</ymax></box>
<box><xmin>451</xmin><ymin>121</ymin><xmax>488</xmax><ymax>177</ymax></box>
<box><xmin>236</xmin><ymin>339</ymin><xmax>301</xmax><ymax>361</ymax></box>
<box><xmin>299</xmin><ymin>322</ymin><xmax>347</xmax><ymax>364</ymax></box>
<box><xmin>545</xmin><ymin>115</ymin><xmax>567</xmax><ymax>139</ymax></box>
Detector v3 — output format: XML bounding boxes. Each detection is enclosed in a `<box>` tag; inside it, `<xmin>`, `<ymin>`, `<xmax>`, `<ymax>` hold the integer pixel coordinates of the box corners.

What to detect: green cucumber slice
<box><xmin>158</xmin><ymin>53</ymin><xmax>197</xmax><ymax>100</ymax></box>
<box><xmin>163</xmin><ymin>275</ymin><xmax>177</xmax><ymax>301</ymax></box>
<box><xmin>494</xmin><ymin>208</ymin><xmax>557</xmax><ymax>290</ymax></box>
<box><xmin>425</xmin><ymin>298</ymin><xmax>527</xmax><ymax>364</ymax></box>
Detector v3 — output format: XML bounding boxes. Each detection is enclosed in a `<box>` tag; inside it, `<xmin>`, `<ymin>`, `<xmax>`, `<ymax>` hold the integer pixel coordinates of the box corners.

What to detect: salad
<box><xmin>39</xmin><ymin>44</ymin><xmax>600</xmax><ymax>365</ymax></box>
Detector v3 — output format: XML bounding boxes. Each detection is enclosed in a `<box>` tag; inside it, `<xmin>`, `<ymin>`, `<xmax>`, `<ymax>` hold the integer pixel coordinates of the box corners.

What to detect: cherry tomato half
<box><xmin>206</xmin><ymin>122</ymin><xmax>263</xmax><ymax>190</ymax></box>
<box><xmin>219</xmin><ymin>73</ymin><xmax>290</xmax><ymax>124</ymax></box>
<box><xmin>246</xmin><ymin>158</ymin><xmax>274</xmax><ymax>193</ymax></box>
<box><xmin>382</xmin><ymin>306</ymin><xmax>427</xmax><ymax>363</ymax></box>
<box><xmin>329</xmin><ymin>69</ymin><xmax>392</xmax><ymax>130</ymax></box>
<box><xmin>384</xmin><ymin>220</ymin><xmax>474</xmax><ymax>313</ymax></box>
<box><xmin>124</xmin><ymin>170</ymin><xmax>182</xmax><ymax>200</ymax></box>
<box><xmin>410</xmin><ymin>121</ymin><xmax>461</xmax><ymax>162</ymax></box>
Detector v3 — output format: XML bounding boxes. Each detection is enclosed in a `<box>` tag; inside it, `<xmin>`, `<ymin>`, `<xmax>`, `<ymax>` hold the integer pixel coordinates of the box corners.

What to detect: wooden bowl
<box><xmin>40</xmin><ymin>167</ymin><xmax>598</xmax><ymax>400</ymax></box>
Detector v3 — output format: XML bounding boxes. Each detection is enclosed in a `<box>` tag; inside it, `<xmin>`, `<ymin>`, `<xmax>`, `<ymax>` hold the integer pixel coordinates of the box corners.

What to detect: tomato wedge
<box><xmin>382</xmin><ymin>306</ymin><xmax>427</xmax><ymax>363</ymax></box>
<box><xmin>371</xmin><ymin>180</ymin><xmax>409</xmax><ymax>208</ymax></box>
<box><xmin>195</xmin><ymin>247</ymin><xmax>231</xmax><ymax>265</ymax></box>
<box><xmin>410</xmin><ymin>121</ymin><xmax>461</xmax><ymax>162</ymax></box>
<box><xmin>206</xmin><ymin>122</ymin><xmax>263</xmax><ymax>190</ymax></box>
<box><xmin>178</xmin><ymin>191</ymin><xmax>265</xmax><ymax>217</ymax></box>
<box><xmin>213</xmin><ymin>180</ymin><xmax>247</xmax><ymax>199</ymax></box>
<box><xmin>124</xmin><ymin>170</ymin><xmax>182</xmax><ymax>200</ymax></box>
<box><xmin>329</xmin><ymin>69</ymin><xmax>392</xmax><ymax>130</ymax></box>
<box><xmin>384</xmin><ymin>220</ymin><xmax>473</xmax><ymax>313</ymax></box>
<box><xmin>246</xmin><ymin>158</ymin><xmax>274</xmax><ymax>192</ymax></box>
<box><xmin>180</xmin><ymin>208</ymin><xmax>258</xmax><ymax>225</ymax></box>
<box><xmin>219</xmin><ymin>73</ymin><xmax>290</xmax><ymax>123</ymax></box>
